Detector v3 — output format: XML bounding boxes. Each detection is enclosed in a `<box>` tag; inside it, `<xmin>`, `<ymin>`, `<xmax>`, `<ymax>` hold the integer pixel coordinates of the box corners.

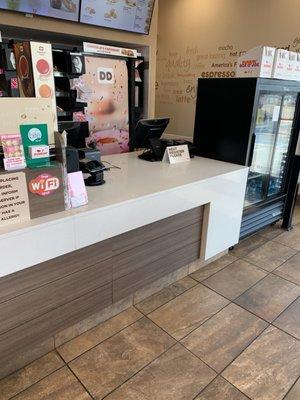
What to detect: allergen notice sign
<box><xmin>0</xmin><ymin>172</ymin><xmax>30</xmax><ymax>227</ymax></box>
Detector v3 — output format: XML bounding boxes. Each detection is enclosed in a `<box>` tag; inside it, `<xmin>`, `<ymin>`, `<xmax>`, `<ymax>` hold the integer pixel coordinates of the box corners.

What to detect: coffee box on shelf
<box><xmin>236</xmin><ymin>46</ymin><xmax>275</xmax><ymax>78</ymax></box>
<box><xmin>272</xmin><ymin>49</ymin><xmax>290</xmax><ymax>80</ymax></box>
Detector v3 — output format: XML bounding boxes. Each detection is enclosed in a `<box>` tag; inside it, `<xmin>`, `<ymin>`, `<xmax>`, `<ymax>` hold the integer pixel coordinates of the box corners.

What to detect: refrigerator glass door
<box><xmin>267</xmin><ymin>94</ymin><xmax>297</xmax><ymax>197</ymax></box>
<box><xmin>245</xmin><ymin>93</ymin><xmax>283</xmax><ymax>207</ymax></box>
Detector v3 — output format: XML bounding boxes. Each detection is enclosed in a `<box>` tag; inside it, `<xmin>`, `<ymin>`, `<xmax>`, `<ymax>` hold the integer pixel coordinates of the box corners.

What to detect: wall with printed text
<box><xmin>156</xmin><ymin>0</ymin><xmax>300</xmax><ymax>137</ymax></box>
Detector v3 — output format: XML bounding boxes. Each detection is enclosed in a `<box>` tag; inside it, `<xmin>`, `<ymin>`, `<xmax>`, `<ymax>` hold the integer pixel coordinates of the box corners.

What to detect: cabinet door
<box><xmin>267</xmin><ymin>94</ymin><xmax>298</xmax><ymax>197</ymax></box>
<box><xmin>245</xmin><ymin>93</ymin><xmax>283</xmax><ymax>207</ymax></box>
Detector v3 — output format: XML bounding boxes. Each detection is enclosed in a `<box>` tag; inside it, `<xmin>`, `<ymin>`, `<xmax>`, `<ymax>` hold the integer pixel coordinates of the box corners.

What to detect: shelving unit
<box><xmin>0</xmin><ymin>38</ymin><xmax>146</xmax><ymax>142</ymax></box>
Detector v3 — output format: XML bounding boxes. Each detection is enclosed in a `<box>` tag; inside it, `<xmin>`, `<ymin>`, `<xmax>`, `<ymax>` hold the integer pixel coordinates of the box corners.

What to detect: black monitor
<box><xmin>130</xmin><ymin>118</ymin><xmax>170</xmax><ymax>161</ymax></box>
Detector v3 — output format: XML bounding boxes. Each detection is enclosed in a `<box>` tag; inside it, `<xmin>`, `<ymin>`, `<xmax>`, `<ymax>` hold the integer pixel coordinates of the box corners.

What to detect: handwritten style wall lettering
<box><xmin>155</xmin><ymin>0</ymin><xmax>300</xmax><ymax>137</ymax></box>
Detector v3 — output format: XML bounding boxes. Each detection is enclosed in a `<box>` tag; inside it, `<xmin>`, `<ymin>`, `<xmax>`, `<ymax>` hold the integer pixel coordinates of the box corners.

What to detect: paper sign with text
<box><xmin>68</xmin><ymin>171</ymin><xmax>88</xmax><ymax>208</ymax></box>
<box><xmin>0</xmin><ymin>172</ymin><xmax>30</xmax><ymax>227</ymax></box>
<box><xmin>162</xmin><ymin>145</ymin><xmax>190</xmax><ymax>164</ymax></box>
<box><xmin>83</xmin><ymin>42</ymin><xmax>137</xmax><ymax>58</ymax></box>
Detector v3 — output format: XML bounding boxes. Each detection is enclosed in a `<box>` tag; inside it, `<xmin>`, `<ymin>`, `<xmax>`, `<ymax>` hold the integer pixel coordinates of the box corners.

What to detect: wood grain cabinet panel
<box><xmin>113</xmin><ymin>241</ymin><xmax>200</xmax><ymax>302</ymax></box>
<box><xmin>114</xmin><ymin>207</ymin><xmax>203</xmax><ymax>255</ymax></box>
<box><xmin>0</xmin><ymin>259</ymin><xmax>112</xmax><ymax>334</ymax></box>
<box><xmin>0</xmin><ymin>238</ymin><xmax>112</xmax><ymax>304</ymax></box>
<box><xmin>113</xmin><ymin>222</ymin><xmax>202</xmax><ymax>280</ymax></box>
<box><xmin>0</xmin><ymin>283</ymin><xmax>112</xmax><ymax>360</ymax></box>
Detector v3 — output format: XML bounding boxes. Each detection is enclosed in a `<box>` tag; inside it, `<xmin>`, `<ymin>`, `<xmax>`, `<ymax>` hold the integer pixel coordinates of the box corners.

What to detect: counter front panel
<box><xmin>0</xmin><ymin>206</ymin><xmax>203</xmax><ymax>373</ymax></box>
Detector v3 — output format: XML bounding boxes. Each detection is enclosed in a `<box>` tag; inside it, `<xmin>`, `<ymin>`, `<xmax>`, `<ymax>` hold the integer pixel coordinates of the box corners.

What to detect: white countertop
<box><xmin>0</xmin><ymin>153</ymin><xmax>249</xmax><ymax>277</ymax></box>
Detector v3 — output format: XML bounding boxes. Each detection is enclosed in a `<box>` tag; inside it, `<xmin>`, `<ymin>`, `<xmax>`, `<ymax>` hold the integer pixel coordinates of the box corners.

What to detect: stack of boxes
<box><xmin>236</xmin><ymin>46</ymin><xmax>300</xmax><ymax>80</ymax></box>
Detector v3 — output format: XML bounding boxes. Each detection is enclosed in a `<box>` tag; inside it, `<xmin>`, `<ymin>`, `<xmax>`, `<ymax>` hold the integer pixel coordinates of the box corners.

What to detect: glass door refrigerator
<box><xmin>193</xmin><ymin>78</ymin><xmax>300</xmax><ymax>239</ymax></box>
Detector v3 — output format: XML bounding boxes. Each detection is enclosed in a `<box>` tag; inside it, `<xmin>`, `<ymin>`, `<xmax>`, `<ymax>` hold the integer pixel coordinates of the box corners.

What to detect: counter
<box><xmin>0</xmin><ymin>152</ymin><xmax>249</xmax><ymax>379</ymax></box>
<box><xmin>1</xmin><ymin>153</ymin><xmax>248</xmax><ymax>278</ymax></box>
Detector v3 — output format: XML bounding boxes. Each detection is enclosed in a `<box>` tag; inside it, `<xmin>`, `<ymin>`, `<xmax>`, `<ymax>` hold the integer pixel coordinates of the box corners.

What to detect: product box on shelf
<box><xmin>294</xmin><ymin>53</ymin><xmax>300</xmax><ymax>81</ymax></box>
<box><xmin>0</xmin><ymin>133</ymin><xmax>26</xmax><ymax>171</ymax></box>
<box><xmin>272</xmin><ymin>49</ymin><xmax>290</xmax><ymax>80</ymax></box>
<box><xmin>236</xmin><ymin>46</ymin><xmax>275</xmax><ymax>78</ymax></box>
<box><xmin>288</xmin><ymin>52</ymin><xmax>298</xmax><ymax>81</ymax></box>
<box><xmin>30</xmin><ymin>42</ymin><xmax>58</xmax><ymax>130</ymax></box>
<box><xmin>13</xmin><ymin>42</ymin><xmax>35</xmax><ymax>97</ymax></box>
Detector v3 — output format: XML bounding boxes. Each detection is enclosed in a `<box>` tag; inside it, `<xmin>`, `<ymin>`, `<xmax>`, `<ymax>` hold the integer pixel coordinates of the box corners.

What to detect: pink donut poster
<box><xmin>81</xmin><ymin>56</ymin><xmax>129</xmax><ymax>155</ymax></box>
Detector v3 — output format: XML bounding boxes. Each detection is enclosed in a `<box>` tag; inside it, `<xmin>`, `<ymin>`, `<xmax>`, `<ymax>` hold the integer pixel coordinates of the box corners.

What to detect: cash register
<box><xmin>129</xmin><ymin>118</ymin><xmax>196</xmax><ymax>162</ymax></box>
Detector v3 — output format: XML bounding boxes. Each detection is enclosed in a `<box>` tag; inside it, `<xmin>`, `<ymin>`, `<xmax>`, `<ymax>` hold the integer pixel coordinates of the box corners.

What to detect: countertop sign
<box><xmin>0</xmin><ymin>172</ymin><xmax>30</xmax><ymax>227</ymax></box>
<box><xmin>163</xmin><ymin>144</ymin><xmax>191</xmax><ymax>164</ymax></box>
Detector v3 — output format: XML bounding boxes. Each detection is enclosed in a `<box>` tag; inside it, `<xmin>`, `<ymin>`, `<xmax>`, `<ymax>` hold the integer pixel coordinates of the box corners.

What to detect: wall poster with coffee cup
<box><xmin>79</xmin><ymin>56</ymin><xmax>130</xmax><ymax>155</ymax></box>
<box><xmin>14</xmin><ymin>42</ymin><xmax>35</xmax><ymax>97</ymax></box>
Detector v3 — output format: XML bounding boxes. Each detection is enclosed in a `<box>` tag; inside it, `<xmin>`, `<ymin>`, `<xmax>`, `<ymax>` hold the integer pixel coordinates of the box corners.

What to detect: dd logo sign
<box><xmin>97</xmin><ymin>67</ymin><xmax>114</xmax><ymax>84</ymax></box>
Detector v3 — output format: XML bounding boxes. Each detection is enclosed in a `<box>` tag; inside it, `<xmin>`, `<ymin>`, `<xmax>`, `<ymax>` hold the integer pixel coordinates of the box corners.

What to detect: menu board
<box><xmin>80</xmin><ymin>0</ymin><xmax>155</xmax><ymax>34</ymax></box>
<box><xmin>0</xmin><ymin>0</ymin><xmax>80</xmax><ymax>22</ymax></box>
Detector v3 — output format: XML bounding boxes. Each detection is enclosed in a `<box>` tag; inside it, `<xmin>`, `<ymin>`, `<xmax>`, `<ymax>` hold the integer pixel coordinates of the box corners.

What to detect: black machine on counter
<box><xmin>79</xmin><ymin>158</ymin><xmax>106</xmax><ymax>186</ymax></box>
<box><xmin>78</xmin><ymin>147</ymin><xmax>106</xmax><ymax>186</ymax></box>
<box><xmin>59</xmin><ymin>121</ymin><xmax>106</xmax><ymax>186</ymax></box>
<box><xmin>130</xmin><ymin>118</ymin><xmax>196</xmax><ymax>161</ymax></box>
<box><xmin>193</xmin><ymin>77</ymin><xmax>300</xmax><ymax>238</ymax></box>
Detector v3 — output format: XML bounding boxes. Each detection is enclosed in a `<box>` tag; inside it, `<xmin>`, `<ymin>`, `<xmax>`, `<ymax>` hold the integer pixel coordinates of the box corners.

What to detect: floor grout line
<box><xmin>65</xmin><ymin>363</ymin><xmax>96</xmax><ymax>400</ymax></box>
<box><xmin>100</xmin><ymin>341</ymin><xmax>179</xmax><ymax>399</ymax></box>
<box><xmin>8</xmin><ymin>363</ymin><xmax>67</xmax><ymax>400</ymax></box>
<box><xmin>145</xmin><ymin>288</ymin><xmax>231</xmax><ymax>342</ymax></box>
<box><xmin>192</xmin><ymin>374</ymin><xmax>253</xmax><ymax>400</ymax></box>
<box><xmin>189</xmin><ymin>258</ymin><xmax>238</xmax><ymax>284</ymax></box>
<box><xmin>240</xmin><ymin>246</ymin><xmax>300</xmax><ymax>278</ymax></box>
<box><xmin>135</xmin><ymin>277</ymin><xmax>200</xmax><ymax>314</ymax></box>
<box><xmin>59</xmin><ymin>312</ymin><xmax>144</xmax><ymax>364</ymax></box>
<box><xmin>270</xmin><ymin>268</ymin><xmax>300</xmax><ymax>288</ymax></box>
<box><xmin>282</xmin><ymin>376</ymin><xmax>300</xmax><ymax>399</ymax></box>
<box><xmin>242</xmin><ymin>252</ymin><xmax>299</xmax><ymax>273</ymax></box>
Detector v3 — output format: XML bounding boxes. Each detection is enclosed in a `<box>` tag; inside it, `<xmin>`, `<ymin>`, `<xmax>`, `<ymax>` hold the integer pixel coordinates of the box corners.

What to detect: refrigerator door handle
<box><xmin>248</xmin><ymin>133</ymin><xmax>256</xmax><ymax>167</ymax></box>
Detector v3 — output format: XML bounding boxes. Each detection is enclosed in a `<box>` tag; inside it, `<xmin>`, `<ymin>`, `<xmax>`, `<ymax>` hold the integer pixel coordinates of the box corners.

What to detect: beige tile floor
<box><xmin>0</xmin><ymin>205</ymin><xmax>299</xmax><ymax>400</ymax></box>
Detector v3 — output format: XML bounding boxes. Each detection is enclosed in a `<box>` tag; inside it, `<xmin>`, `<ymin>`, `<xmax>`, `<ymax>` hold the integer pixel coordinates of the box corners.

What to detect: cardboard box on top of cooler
<box><xmin>272</xmin><ymin>49</ymin><xmax>300</xmax><ymax>80</ymax></box>
<box><xmin>236</xmin><ymin>46</ymin><xmax>276</xmax><ymax>78</ymax></box>
<box><xmin>296</xmin><ymin>53</ymin><xmax>300</xmax><ymax>81</ymax></box>
<box><xmin>289</xmin><ymin>51</ymin><xmax>300</xmax><ymax>81</ymax></box>
<box><xmin>272</xmin><ymin>49</ymin><xmax>290</xmax><ymax>79</ymax></box>
<box><xmin>236</xmin><ymin>46</ymin><xmax>300</xmax><ymax>80</ymax></box>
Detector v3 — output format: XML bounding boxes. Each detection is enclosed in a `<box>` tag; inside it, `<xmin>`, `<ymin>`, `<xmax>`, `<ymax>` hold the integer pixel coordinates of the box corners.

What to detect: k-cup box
<box><xmin>294</xmin><ymin>52</ymin><xmax>300</xmax><ymax>81</ymax></box>
<box><xmin>272</xmin><ymin>49</ymin><xmax>290</xmax><ymax>80</ymax></box>
<box><xmin>236</xmin><ymin>46</ymin><xmax>275</xmax><ymax>78</ymax></box>
<box><xmin>287</xmin><ymin>52</ymin><xmax>297</xmax><ymax>80</ymax></box>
